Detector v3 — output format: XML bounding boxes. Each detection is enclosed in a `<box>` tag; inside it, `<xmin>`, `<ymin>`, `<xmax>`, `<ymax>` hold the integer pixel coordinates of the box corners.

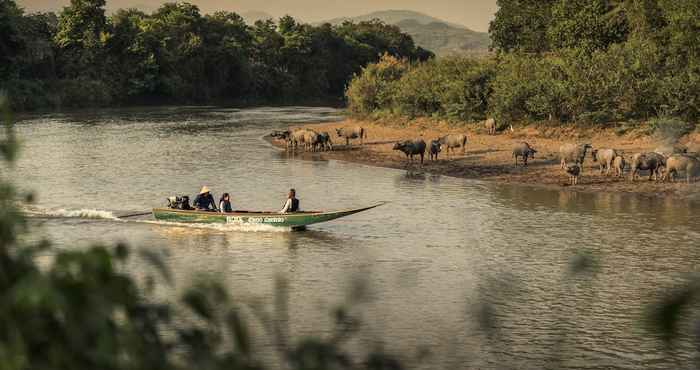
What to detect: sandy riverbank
<box><xmin>267</xmin><ymin>118</ymin><xmax>700</xmax><ymax>199</ymax></box>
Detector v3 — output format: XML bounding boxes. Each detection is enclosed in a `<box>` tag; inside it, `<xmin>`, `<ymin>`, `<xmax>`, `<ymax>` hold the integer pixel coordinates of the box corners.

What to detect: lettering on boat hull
<box><xmin>226</xmin><ymin>216</ymin><xmax>285</xmax><ymax>224</ymax></box>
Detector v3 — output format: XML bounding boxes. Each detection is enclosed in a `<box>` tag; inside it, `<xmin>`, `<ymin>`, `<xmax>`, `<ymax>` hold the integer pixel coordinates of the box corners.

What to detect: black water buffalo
<box><xmin>393</xmin><ymin>139</ymin><xmax>426</xmax><ymax>165</ymax></box>
<box><xmin>429</xmin><ymin>140</ymin><xmax>441</xmax><ymax>161</ymax></box>
<box><xmin>512</xmin><ymin>142</ymin><xmax>537</xmax><ymax>166</ymax></box>
<box><xmin>316</xmin><ymin>131</ymin><xmax>333</xmax><ymax>151</ymax></box>
<box><xmin>630</xmin><ymin>152</ymin><xmax>666</xmax><ymax>181</ymax></box>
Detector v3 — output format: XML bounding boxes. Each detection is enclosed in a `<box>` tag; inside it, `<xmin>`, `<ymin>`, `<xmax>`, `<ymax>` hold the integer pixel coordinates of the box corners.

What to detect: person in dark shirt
<box><xmin>193</xmin><ymin>186</ymin><xmax>218</xmax><ymax>211</ymax></box>
<box><xmin>279</xmin><ymin>188</ymin><xmax>300</xmax><ymax>213</ymax></box>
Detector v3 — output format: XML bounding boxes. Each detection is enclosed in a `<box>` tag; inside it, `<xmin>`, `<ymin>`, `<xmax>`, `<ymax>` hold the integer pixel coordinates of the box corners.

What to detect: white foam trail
<box><xmin>23</xmin><ymin>206</ymin><xmax>120</xmax><ymax>221</ymax></box>
<box><xmin>136</xmin><ymin>219</ymin><xmax>293</xmax><ymax>233</ymax></box>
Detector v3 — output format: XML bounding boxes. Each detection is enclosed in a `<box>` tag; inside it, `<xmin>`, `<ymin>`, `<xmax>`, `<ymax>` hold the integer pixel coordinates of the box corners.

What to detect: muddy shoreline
<box><xmin>265</xmin><ymin>119</ymin><xmax>700</xmax><ymax>200</ymax></box>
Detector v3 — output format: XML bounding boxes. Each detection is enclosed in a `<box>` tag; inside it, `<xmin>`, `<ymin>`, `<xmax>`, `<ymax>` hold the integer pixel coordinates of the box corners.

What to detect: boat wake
<box><xmin>21</xmin><ymin>205</ymin><xmax>293</xmax><ymax>232</ymax></box>
<box><xmin>138</xmin><ymin>219</ymin><xmax>293</xmax><ymax>233</ymax></box>
<box><xmin>22</xmin><ymin>206</ymin><xmax>121</xmax><ymax>221</ymax></box>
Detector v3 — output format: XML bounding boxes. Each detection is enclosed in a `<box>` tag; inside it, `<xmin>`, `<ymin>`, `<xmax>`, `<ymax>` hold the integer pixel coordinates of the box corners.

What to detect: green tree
<box><xmin>104</xmin><ymin>9</ymin><xmax>159</xmax><ymax>99</ymax></box>
<box><xmin>547</xmin><ymin>0</ymin><xmax>629</xmax><ymax>52</ymax></box>
<box><xmin>201</xmin><ymin>11</ymin><xmax>253</xmax><ymax>100</ymax></box>
<box><xmin>0</xmin><ymin>0</ymin><xmax>26</xmax><ymax>79</ymax></box>
<box><xmin>54</xmin><ymin>0</ymin><xmax>108</xmax><ymax>78</ymax></box>
<box><xmin>489</xmin><ymin>0</ymin><xmax>554</xmax><ymax>53</ymax></box>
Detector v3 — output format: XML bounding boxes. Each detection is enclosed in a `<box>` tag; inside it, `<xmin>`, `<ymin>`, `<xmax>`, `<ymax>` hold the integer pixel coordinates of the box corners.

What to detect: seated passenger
<box><xmin>193</xmin><ymin>186</ymin><xmax>218</xmax><ymax>211</ymax></box>
<box><xmin>219</xmin><ymin>193</ymin><xmax>233</xmax><ymax>213</ymax></box>
<box><xmin>279</xmin><ymin>188</ymin><xmax>300</xmax><ymax>214</ymax></box>
<box><xmin>180</xmin><ymin>195</ymin><xmax>194</xmax><ymax>210</ymax></box>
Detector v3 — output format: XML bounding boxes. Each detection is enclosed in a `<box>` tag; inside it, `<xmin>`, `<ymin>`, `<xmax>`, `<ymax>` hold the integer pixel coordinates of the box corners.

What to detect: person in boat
<box><xmin>219</xmin><ymin>193</ymin><xmax>233</xmax><ymax>213</ymax></box>
<box><xmin>279</xmin><ymin>188</ymin><xmax>300</xmax><ymax>214</ymax></box>
<box><xmin>193</xmin><ymin>186</ymin><xmax>218</xmax><ymax>211</ymax></box>
<box><xmin>180</xmin><ymin>195</ymin><xmax>194</xmax><ymax>210</ymax></box>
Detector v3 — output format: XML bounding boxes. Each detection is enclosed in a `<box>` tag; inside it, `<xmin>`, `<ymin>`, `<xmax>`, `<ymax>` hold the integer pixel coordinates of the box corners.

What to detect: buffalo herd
<box><xmin>271</xmin><ymin>123</ymin><xmax>700</xmax><ymax>185</ymax></box>
<box><xmin>555</xmin><ymin>143</ymin><xmax>699</xmax><ymax>185</ymax></box>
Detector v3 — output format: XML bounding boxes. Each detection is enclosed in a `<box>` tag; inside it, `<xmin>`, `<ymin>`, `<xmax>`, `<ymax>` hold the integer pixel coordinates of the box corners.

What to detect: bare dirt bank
<box><xmin>267</xmin><ymin>118</ymin><xmax>700</xmax><ymax>199</ymax></box>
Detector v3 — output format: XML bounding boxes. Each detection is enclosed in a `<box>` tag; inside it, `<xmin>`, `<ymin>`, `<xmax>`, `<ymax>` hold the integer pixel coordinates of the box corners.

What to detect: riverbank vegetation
<box><xmin>0</xmin><ymin>0</ymin><xmax>431</xmax><ymax>111</ymax></box>
<box><xmin>346</xmin><ymin>0</ymin><xmax>700</xmax><ymax>130</ymax></box>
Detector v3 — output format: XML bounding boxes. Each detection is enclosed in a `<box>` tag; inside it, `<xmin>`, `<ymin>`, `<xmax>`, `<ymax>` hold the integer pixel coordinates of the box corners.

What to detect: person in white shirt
<box><xmin>279</xmin><ymin>188</ymin><xmax>300</xmax><ymax>213</ymax></box>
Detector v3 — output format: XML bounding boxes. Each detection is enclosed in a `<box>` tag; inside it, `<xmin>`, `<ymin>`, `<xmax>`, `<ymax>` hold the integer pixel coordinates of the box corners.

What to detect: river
<box><xmin>12</xmin><ymin>106</ymin><xmax>700</xmax><ymax>369</ymax></box>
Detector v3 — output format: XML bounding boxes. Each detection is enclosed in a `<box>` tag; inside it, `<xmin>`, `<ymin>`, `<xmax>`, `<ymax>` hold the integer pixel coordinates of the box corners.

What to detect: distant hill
<box><xmin>322</xmin><ymin>10</ymin><xmax>491</xmax><ymax>56</ymax></box>
<box><xmin>241</xmin><ymin>10</ymin><xmax>274</xmax><ymax>24</ymax></box>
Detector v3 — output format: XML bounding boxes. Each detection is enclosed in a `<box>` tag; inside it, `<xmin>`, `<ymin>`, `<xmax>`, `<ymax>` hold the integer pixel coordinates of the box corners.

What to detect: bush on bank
<box><xmin>346</xmin><ymin>44</ymin><xmax>699</xmax><ymax>130</ymax></box>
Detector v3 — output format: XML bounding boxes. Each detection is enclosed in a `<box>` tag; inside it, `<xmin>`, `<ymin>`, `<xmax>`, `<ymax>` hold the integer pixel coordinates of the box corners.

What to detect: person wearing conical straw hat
<box><xmin>193</xmin><ymin>186</ymin><xmax>218</xmax><ymax>211</ymax></box>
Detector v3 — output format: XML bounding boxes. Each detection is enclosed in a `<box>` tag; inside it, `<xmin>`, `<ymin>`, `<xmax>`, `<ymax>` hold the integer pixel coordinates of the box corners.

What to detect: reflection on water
<box><xmin>14</xmin><ymin>106</ymin><xmax>700</xmax><ymax>369</ymax></box>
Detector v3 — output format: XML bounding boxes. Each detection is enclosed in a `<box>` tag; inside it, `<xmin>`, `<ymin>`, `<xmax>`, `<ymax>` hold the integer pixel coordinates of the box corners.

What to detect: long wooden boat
<box><xmin>152</xmin><ymin>202</ymin><xmax>386</xmax><ymax>230</ymax></box>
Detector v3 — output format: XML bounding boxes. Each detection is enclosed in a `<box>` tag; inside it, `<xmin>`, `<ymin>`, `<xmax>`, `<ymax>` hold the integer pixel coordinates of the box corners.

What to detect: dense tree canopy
<box><xmin>348</xmin><ymin>0</ymin><xmax>700</xmax><ymax>127</ymax></box>
<box><xmin>0</xmin><ymin>0</ymin><xmax>433</xmax><ymax>110</ymax></box>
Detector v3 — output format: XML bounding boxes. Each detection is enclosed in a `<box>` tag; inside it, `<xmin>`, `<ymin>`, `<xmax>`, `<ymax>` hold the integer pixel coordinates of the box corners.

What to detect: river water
<box><xmin>12</xmin><ymin>106</ymin><xmax>700</xmax><ymax>369</ymax></box>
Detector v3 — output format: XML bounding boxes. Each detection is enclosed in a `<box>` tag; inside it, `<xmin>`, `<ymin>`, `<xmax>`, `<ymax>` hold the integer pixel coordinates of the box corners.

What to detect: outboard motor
<box><xmin>168</xmin><ymin>195</ymin><xmax>193</xmax><ymax>210</ymax></box>
<box><xmin>167</xmin><ymin>196</ymin><xmax>183</xmax><ymax>209</ymax></box>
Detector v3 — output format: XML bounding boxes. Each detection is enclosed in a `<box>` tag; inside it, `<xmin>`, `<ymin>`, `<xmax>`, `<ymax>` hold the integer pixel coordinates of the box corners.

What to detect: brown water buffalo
<box><xmin>290</xmin><ymin>129</ymin><xmax>319</xmax><ymax>151</ymax></box>
<box><xmin>560</xmin><ymin>143</ymin><xmax>592</xmax><ymax>170</ymax></box>
<box><xmin>336</xmin><ymin>126</ymin><xmax>367</xmax><ymax>146</ymax></box>
<box><xmin>630</xmin><ymin>152</ymin><xmax>666</xmax><ymax>181</ymax></box>
<box><xmin>512</xmin><ymin>142</ymin><xmax>537</xmax><ymax>166</ymax></box>
<box><xmin>662</xmin><ymin>155</ymin><xmax>699</xmax><ymax>183</ymax></box>
<box><xmin>612</xmin><ymin>155</ymin><xmax>626</xmax><ymax>177</ymax></box>
<box><xmin>591</xmin><ymin>148</ymin><xmax>620</xmax><ymax>175</ymax></box>
<box><xmin>484</xmin><ymin>118</ymin><xmax>513</xmax><ymax>135</ymax></box>
<box><xmin>438</xmin><ymin>134</ymin><xmax>468</xmax><ymax>156</ymax></box>
<box><xmin>485</xmin><ymin>118</ymin><xmax>497</xmax><ymax>135</ymax></box>
<box><xmin>393</xmin><ymin>139</ymin><xmax>426</xmax><ymax>165</ymax></box>
<box><xmin>429</xmin><ymin>139</ymin><xmax>441</xmax><ymax>161</ymax></box>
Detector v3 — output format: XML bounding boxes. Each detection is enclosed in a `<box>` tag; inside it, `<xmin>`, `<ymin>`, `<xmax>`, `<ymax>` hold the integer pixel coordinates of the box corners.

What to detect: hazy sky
<box><xmin>17</xmin><ymin>0</ymin><xmax>498</xmax><ymax>31</ymax></box>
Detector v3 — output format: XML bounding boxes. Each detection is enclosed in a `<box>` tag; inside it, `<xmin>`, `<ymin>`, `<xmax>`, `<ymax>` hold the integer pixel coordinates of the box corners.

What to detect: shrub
<box><xmin>345</xmin><ymin>53</ymin><xmax>408</xmax><ymax>116</ymax></box>
<box><xmin>489</xmin><ymin>54</ymin><xmax>569</xmax><ymax>123</ymax></box>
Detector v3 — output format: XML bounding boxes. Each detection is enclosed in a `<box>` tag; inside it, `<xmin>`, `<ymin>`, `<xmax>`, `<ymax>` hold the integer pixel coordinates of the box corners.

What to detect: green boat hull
<box><xmin>152</xmin><ymin>203</ymin><xmax>385</xmax><ymax>229</ymax></box>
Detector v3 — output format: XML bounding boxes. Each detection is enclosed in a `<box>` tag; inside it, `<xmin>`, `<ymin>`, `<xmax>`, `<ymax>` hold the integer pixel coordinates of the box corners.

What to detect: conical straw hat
<box><xmin>200</xmin><ymin>186</ymin><xmax>210</xmax><ymax>194</ymax></box>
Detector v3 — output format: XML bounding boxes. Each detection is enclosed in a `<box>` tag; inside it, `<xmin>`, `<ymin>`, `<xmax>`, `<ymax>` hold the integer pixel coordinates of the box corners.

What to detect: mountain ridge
<box><xmin>320</xmin><ymin>9</ymin><xmax>491</xmax><ymax>56</ymax></box>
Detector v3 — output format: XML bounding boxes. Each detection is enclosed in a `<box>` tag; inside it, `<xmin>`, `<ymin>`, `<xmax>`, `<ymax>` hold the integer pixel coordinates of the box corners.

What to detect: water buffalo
<box><xmin>270</xmin><ymin>130</ymin><xmax>288</xmax><ymax>139</ymax></box>
<box><xmin>560</xmin><ymin>143</ymin><xmax>592</xmax><ymax>170</ymax></box>
<box><xmin>429</xmin><ymin>140</ymin><xmax>441</xmax><ymax>161</ymax></box>
<box><xmin>290</xmin><ymin>129</ymin><xmax>318</xmax><ymax>151</ymax></box>
<box><xmin>336</xmin><ymin>126</ymin><xmax>367</xmax><ymax>146</ymax></box>
<box><xmin>393</xmin><ymin>139</ymin><xmax>426</xmax><ymax>165</ymax></box>
<box><xmin>485</xmin><ymin>118</ymin><xmax>497</xmax><ymax>135</ymax></box>
<box><xmin>591</xmin><ymin>148</ymin><xmax>620</xmax><ymax>175</ymax></box>
<box><xmin>630</xmin><ymin>152</ymin><xmax>666</xmax><ymax>181</ymax></box>
<box><xmin>438</xmin><ymin>134</ymin><xmax>468</xmax><ymax>156</ymax></box>
<box><xmin>484</xmin><ymin>118</ymin><xmax>513</xmax><ymax>135</ymax></box>
<box><xmin>316</xmin><ymin>131</ymin><xmax>333</xmax><ymax>151</ymax></box>
<box><xmin>512</xmin><ymin>142</ymin><xmax>537</xmax><ymax>166</ymax></box>
<box><xmin>662</xmin><ymin>154</ymin><xmax>699</xmax><ymax>183</ymax></box>
<box><xmin>271</xmin><ymin>130</ymin><xmax>293</xmax><ymax>149</ymax></box>
<box><xmin>566</xmin><ymin>164</ymin><xmax>581</xmax><ymax>185</ymax></box>
<box><xmin>612</xmin><ymin>155</ymin><xmax>626</xmax><ymax>177</ymax></box>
